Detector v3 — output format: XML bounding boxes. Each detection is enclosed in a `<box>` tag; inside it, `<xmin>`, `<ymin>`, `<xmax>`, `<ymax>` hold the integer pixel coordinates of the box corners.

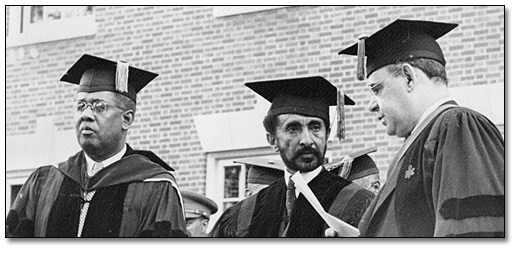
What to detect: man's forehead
<box><xmin>366</xmin><ymin>66</ymin><xmax>392</xmax><ymax>86</ymax></box>
<box><xmin>276</xmin><ymin>114</ymin><xmax>325</xmax><ymax>124</ymax></box>
<box><xmin>76</xmin><ymin>91</ymin><xmax>117</xmax><ymax>101</ymax></box>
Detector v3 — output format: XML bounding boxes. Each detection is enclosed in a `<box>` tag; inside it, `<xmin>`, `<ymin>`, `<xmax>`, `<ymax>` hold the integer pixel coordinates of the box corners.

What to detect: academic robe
<box><xmin>6</xmin><ymin>145</ymin><xmax>188</xmax><ymax>237</ymax></box>
<box><xmin>210</xmin><ymin>168</ymin><xmax>374</xmax><ymax>237</ymax></box>
<box><xmin>358</xmin><ymin>103</ymin><xmax>505</xmax><ymax>237</ymax></box>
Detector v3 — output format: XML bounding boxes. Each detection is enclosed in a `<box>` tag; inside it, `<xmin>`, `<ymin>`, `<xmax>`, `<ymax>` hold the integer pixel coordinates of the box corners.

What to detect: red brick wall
<box><xmin>5</xmin><ymin>6</ymin><xmax>505</xmax><ymax>192</ymax></box>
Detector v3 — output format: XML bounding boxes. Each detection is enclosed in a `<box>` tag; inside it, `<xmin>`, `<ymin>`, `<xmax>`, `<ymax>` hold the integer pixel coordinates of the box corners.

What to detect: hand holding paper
<box><xmin>291</xmin><ymin>171</ymin><xmax>360</xmax><ymax>237</ymax></box>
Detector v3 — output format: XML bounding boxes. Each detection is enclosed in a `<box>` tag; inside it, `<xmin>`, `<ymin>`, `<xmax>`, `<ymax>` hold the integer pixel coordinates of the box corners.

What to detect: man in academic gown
<box><xmin>339</xmin><ymin>19</ymin><xmax>505</xmax><ymax>237</ymax></box>
<box><xmin>6</xmin><ymin>54</ymin><xmax>187</xmax><ymax>237</ymax></box>
<box><xmin>210</xmin><ymin>76</ymin><xmax>375</xmax><ymax>237</ymax></box>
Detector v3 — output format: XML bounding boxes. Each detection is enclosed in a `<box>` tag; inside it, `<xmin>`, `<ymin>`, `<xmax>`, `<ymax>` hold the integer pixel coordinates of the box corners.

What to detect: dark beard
<box><xmin>280</xmin><ymin>146</ymin><xmax>325</xmax><ymax>173</ymax></box>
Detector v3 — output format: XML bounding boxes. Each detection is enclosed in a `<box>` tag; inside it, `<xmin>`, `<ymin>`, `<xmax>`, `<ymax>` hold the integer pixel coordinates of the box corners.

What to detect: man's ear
<box><xmin>121</xmin><ymin>110</ymin><xmax>135</xmax><ymax>130</ymax></box>
<box><xmin>200</xmin><ymin>219</ymin><xmax>209</xmax><ymax>233</ymax></box>
<box><xmin>266</xmin><ymin>133</ymin><xmax>279</xmax><ymax>152</ymax></box>
<box><xmin>402</xmin><ymin>63</ymin><xmax>417</xmax><ymax>92</ymax></box>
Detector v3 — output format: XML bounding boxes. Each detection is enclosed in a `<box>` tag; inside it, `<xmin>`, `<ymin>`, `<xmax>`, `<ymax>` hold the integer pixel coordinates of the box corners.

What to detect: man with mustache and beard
<box><xmin>210</xmin><ymin>76</ymin><xmax>375</xmax><ymax>237</ymax></box>
<box><xmin>6</xmin><ymin>54</ymin><xmax>187</xmax><ymax>237</ymax></box>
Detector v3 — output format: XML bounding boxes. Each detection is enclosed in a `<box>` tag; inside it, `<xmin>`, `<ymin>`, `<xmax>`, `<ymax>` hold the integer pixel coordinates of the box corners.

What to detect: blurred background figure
<box><xmin>325</xmin><ymin>146</ymin><xmax>380</xmax><ymax>194</ymax></box>
<box><xmin>234</xmin><ymin>157</ymin><xmax>285</xmax><ymax>196</ymax></box>
<box><xmin>182</xmin><ymin>190</ymin><xmax>218</xmax><ymax>237</ymax></box>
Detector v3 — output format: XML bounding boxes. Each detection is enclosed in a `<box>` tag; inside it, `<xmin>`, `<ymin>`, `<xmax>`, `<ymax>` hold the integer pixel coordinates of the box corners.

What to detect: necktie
<box><xmin>77</xmin><ymin>162</ymin><xmax>102</xmax><ymax>237</ymax></box>
<box><xmin>286</xmin><ymin>177</ymin><xmax>296</xmax><ymax>221</ymax></box>
<box><xmin>280</xmin><ymin>177</ymin><xmax>296</xmax><ymax>236</ymax></box>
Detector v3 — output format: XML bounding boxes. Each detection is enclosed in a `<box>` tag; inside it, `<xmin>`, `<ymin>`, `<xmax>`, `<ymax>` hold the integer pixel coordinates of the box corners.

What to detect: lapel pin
<box><xmin>405</xmin><ymin>165</ymin><xmax>416</xmax><ymax>179</ymax></box>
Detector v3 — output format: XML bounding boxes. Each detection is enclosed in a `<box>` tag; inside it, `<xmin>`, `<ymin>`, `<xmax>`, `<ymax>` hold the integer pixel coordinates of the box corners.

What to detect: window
<box><xmin>222</xmin><ymin>164</ymin><xmax>248</xmax><ymax>210</ymax></box>
<box><xmin>7</xmin><ymin>6</ymin><xmax>97</xmax><ymax>47</ymax></box>
<box><xmin>204</xmin><ymin>148</ymin><xmax>278</xmax><ymax>230</ymax></box>
<box><xmin>28</xmin><ymin>6</ymin><xmax>93</xmax><ymax>23</ymax></box>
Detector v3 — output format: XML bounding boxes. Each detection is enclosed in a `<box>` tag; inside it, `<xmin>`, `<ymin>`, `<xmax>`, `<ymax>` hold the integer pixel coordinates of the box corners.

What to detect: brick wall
<box><xmin>5</xmin><ymin>6</ymin><xmax>505</xmax><ymax>193</ymax></box>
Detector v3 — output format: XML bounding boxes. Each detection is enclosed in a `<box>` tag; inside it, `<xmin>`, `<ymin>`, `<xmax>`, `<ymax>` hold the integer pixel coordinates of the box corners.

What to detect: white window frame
<box><xmin>7</xmin><ymin>6</ymin><xmax>97</xmax><ymax>47</ymax></box>
<box><xmin>205</xmin><ymin>147</ymin><xmax>278</xmax><ymax>230</ymax></box>
<box><xmin>5</xmin><ymin>169</ymin><xmax>36</xmax><ymax>216</ymax></box>
<box><xmin>219</xmin><ymin>158</ymin><xmax>248</xmax><ymax>208</ymax></box>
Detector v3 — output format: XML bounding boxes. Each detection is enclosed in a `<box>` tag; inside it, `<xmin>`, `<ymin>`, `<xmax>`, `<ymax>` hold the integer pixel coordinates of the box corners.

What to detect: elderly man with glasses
<box><xmin>6</xmin><ymin>54</ymin><xmax>187</xmax><ymax>237</ymax></box>
<box><xmin>340</xmin><ymin>19</ymin><xmax>504</xmax><ymax>237</ymax></box>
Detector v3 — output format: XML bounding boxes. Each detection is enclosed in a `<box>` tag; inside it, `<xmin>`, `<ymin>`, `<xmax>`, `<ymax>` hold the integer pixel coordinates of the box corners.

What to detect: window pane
<box><xmin>84</xmin><ymin>6</ymin><xmax>93</xmax><ymax>15</ymax></box>
<box><xmin>224</xmin><ymin>165</ymin><xmax>241</xmax><ymax>198</ymax></box>
<box><xmin>30</xmin><ymin>6</ymin><xmax>43</xmax><ymax>23</ymax></box>
<box><xmin>245</xmin><ymin>166</ymin><xmax>251</xmax><ymax>192</ymax></box>
<box><xmin>62</xmin><ymin>6</ymin><xmax>80</xmax><ymax>18</ymax></box>
<box><xmin>45</xmin><ymin>6</ymin><xmax>62</xmax><ymax>20</ymax></box>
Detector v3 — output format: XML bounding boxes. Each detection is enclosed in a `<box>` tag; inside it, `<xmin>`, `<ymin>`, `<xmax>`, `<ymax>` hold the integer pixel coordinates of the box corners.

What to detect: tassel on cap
<box><xmin>338</xmin><ymin>155</ymin><xmax>353</xmax><ymax>179</ymax></box>
<box><xmin>115</xmin><ymin>60</ymin><xmax>129</xmax><ymax>93</ymax></box>
<box><xmin>356</xmin><ymin>35</ymin><xmax>367</xmax><ymax>81</ymax></box>
<box><xmin>336</xmin><ymin>88</ymin><xmax>345</xmax><ymax>140</ymax></box>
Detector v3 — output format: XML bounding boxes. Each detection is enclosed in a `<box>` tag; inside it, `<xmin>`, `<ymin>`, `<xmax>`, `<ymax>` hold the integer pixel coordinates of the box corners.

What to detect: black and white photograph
<box><xmin>3</xmin><ymin>4</ymin><xmax>512</xmax><ymax>251</ymax></box>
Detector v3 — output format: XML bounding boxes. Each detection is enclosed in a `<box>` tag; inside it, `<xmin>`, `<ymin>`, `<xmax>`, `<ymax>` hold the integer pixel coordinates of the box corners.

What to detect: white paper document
<box><xmin>291</xmin><ymin>171</ymin><xmax>360</xmax><ymax>237</ymax></box>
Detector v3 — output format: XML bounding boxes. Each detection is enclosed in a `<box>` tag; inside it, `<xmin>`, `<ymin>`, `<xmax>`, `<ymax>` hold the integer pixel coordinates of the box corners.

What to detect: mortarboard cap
<box><xmin>348</xmin><ymin>153</ymin><xmax>378</xmax><ymax>181</ymax></box>
<box><xmin>234</xmin><ymin>157</ymin><xmax>285</xmax><ymax>185</ymax></box>
<box><xmin>339</xmin><ymin>19</ymin><xmax>458</xmax><ymax>80</ymax></box>
<box><xmin>60</xmin><ymin>54</ymin><xmax>158</xmax><ymax>102</ymax></box>
<box><xmin>245</xmin><ymin>76</ymin><xmax>355</xmax><ymax>139</ymax></box>
<box><xmin>181</xmin><ymin>191</ymin><xmax>218</xmax><ymax>219</ymax></box>
<box><xmin>134</xmin><ymin>149</ymin><xmax>174</xmax><ymax>171</ymax></box>
<box><xmin>325</xmin><ymin>146</ymin><xmax>379</xmax><ymax>181</ymax></box>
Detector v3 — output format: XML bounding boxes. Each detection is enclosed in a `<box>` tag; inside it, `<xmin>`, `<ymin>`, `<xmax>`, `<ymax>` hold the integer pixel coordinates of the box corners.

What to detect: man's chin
<box><xmin>79</xmin><ymin>140</ymin><xmax>99</xmax><ymax>153</ymax></box>
<box><xmin>294</xmin><ymin>161</ymin><xmax>320</xmax><ymax>173</ymax></box>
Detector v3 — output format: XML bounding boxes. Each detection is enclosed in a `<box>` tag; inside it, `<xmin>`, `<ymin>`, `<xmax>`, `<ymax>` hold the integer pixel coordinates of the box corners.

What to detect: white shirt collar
<box><xmin>410</xmin><ymin>97</ymin><xmax>452</xmax><ymax>136</ymax></box>
<box><xmin>284</xmin><ymin>165</ymin><xmax>322</xmax><ymax>197</ymax></box>
<box><xmin>84</xmin><ymin>145</ymin><xmax>127</xmax><ymax>177</ymax></box>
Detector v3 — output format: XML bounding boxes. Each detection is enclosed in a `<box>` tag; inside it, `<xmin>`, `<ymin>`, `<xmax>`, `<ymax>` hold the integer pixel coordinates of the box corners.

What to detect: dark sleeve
<box><xmin>121</xmin><ymin>174</ymin><xmax>188</xmax><ymax>237</ymax></box>
<box><xmin>209</xmin><ymin>202</ymin><xmax>242</xmax><ymax>237</ymax></box>
<box><xmin>428</xmin><ymin>108</ymin><xmax>504</xmax><ymax>237</ymax></box>
<box><xmin>328</xmin><ymin>183</ymin><xmax>375</xmax><ymax>228</ymax></box>
<box><xmin>6</xmin><ymin>166</ymin><xmax>52</xmax><ymax>237</ymax></box>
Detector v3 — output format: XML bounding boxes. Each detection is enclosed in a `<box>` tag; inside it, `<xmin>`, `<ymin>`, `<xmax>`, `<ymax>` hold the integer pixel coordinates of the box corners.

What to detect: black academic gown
<box><xmin>6</xmin><ymin>145</ymin><xmax>188</xmax><ymax>237</ymax></box>
<box><xmin>359</xmin><ymin>103</ymin><xmax>504</xmax><ymax>237</ymax></box>
<box><xmin>210</xmin><ymin>168</ymin><xmax>374</xmax><ymax>237</ymax></box>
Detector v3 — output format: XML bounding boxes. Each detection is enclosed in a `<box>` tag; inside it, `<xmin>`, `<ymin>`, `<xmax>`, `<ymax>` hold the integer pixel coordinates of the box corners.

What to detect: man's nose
<box><xmin>299</xmin><ymin>128</ymin><xmax>314</xmax><ymax>147</ymax></box>
<box><xmin>368</xmin><ymin>96</ymin><xmax>379</xmax><ymax>113</ymax></box>
<box><xmin>79</xmin><ymin>106</ymin><xmax>95</xmax><ymax>121</ymax></box>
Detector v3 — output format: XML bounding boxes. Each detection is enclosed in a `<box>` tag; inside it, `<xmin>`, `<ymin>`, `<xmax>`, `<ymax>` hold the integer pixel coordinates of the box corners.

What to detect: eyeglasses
<box><xmin>368</xmin><ymin>180</ymin><xmax>381</xmax><ymax>192</ymax></box>
<box><xmin>75</xmin><ymin>101</ymin><xmax>122</xmax><ymax>114</ymax></box>
<box><xmin>368</xmin><ymin>68</ymin><xmax>402</xmax><ymax>96</ymax></box>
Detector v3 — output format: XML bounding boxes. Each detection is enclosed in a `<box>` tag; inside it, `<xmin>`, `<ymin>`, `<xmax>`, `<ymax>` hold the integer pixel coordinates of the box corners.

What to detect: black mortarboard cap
<box><xmin>134</xmin><ymin>149</ymin><xmax>174</xmax><ymax>171</ymax></box>
<box><xmin>60</xmin><ymin>54</ymin><xmax>158</xmax><ymax>102</ymax></box>
<box><xmin>348</xmin><ymin>153</ymin><xmax>378</xmax><ymax>181</ymax></box>
<box><xmin>245</xmin><ymin>76</ymin><xmax>355</xmax><ymax>133</ymax></box>
<box><xmin>339</xmin><ymin>19</ymin><xmax>458</xmax><ymax>80</ymax></box>
<box><xmin>234</xmin><ymin>157</ymin><xmax>285</xmax><ymax>185</ymax></box>
<box><xmin>325</xmin><ymin>146</ymin><xmax>379</xmax><ymax>181</ymax></box>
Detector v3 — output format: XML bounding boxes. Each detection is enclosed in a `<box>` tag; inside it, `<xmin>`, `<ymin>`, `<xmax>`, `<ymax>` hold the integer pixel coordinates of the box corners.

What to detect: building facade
<box><xmin>5</xmin><ymin>6</ymin><xmax>505</xmax><ymax>226</ymax></box>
